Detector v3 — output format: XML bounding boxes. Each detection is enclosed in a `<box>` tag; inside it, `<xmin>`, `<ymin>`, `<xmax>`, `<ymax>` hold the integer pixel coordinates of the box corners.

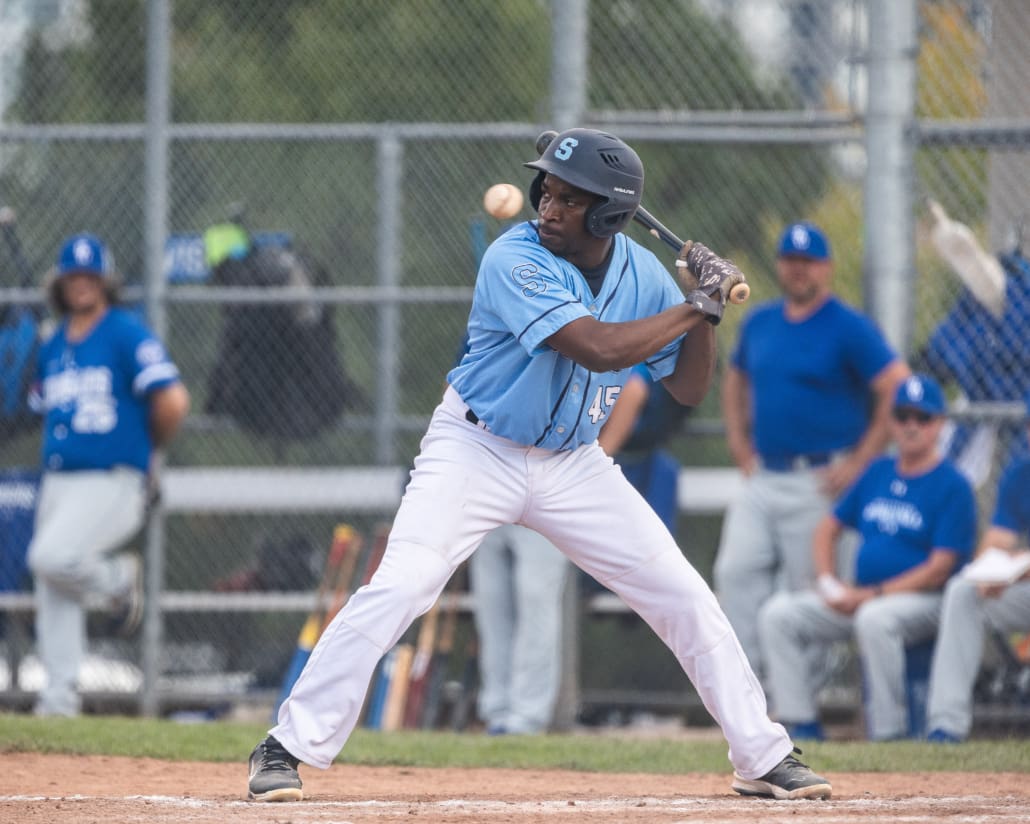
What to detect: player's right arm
<box><xmin>546</xmin><ymin>301</ymin><xmax>709</xmax><ymax>383</ymax></box>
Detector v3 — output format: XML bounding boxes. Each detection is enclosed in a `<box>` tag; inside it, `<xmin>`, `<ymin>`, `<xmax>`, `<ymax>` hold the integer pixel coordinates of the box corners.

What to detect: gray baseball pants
<box><xmin>26</xmin><ymin>468</ymin><xmax>146</xmax><ymax>716</ymax></box>
<box><xmin>470</xmin><ymin>523</ymin><xmax>569</xmax><ymax>734</ymax></box>
<box><xmin>760</xmin><ymin>589</ymin><xmax>942</xmax><ymax>740</ymax></box>
<box><xmin>714</xmin><ymin>467</ymin><xmax>842</xmax><ymax>680</ymax></box>
<box><xmin>926</xmin><ymin>576</ymin><xmax>1030</xmax><ymax>738</ymax></box>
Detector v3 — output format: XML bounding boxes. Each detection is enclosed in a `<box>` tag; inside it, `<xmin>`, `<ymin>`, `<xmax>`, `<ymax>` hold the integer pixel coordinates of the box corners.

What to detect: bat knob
<box><xmin>729</xmin><ymin>282</ymin><xmax>750</xmax><ymax>304</ymax></box>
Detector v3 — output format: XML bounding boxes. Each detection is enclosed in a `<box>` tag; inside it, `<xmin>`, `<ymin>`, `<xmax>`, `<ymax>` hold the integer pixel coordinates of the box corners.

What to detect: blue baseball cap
<box><xmin>894</xmin><ymin>373</ymin><xmax>946</xmax><ymax>416</ymax></box>
<box><xmin>56</xmin><ymin>233</ymin><xmax>114</xmax><ymax>278</ymax></box>
<box><xmin>777</xmin><ymin>221</ymin><xmax>831</xmax><ymax>261</ymax></box>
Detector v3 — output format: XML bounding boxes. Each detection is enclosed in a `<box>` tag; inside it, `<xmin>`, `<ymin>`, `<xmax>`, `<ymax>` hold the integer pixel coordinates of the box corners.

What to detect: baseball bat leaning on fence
<box><xmin>360</xmin><ymin>522</ymin><xmax>393</xmax><ymax>729</ymax></box>
<box><xmin>273</xmin><ymin>524</ymin><xmax>360</xmax><ymax>719</ymax></box>
<box><xmin>420</xmin><ymin>585</ymin><xmax>461</xmax><ymax>729</ymax></box>
<box><xmin>926</xmin><ymin>198</ymin><xmax>1006</xmax><ymax>319</ymax></box>
<box><xmin>532</xmin><ymin>130</ymin><xmax>749</xmax><ymax>305</ymax></box>
<box><xmin>380</xmin><ymin>633</ymin><xmax>416</xmax><ymax>731</ymax></box>
<box><xmin>320</xmin><ymin>525</ymin><xmax>363</xmax><ymax>632</ymax></box>
<box><xmin>402</xmin><ymin>600</ymin><xmax>441</xmax><ymax>728</ymax></box>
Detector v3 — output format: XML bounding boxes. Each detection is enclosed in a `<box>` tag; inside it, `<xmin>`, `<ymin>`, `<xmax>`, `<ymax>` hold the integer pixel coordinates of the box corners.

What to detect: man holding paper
<box><xmin>759</xmin><ymin>374</ymin><xmax>977</xmax><ymax>742</ymax></box>
<box><xmin>926</xmin><ymin>392</ymin><xmax>1030</xmax><ymax>743</ymax></box>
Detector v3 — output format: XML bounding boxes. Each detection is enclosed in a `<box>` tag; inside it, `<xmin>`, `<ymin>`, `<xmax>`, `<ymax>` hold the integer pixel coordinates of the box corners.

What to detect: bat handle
<box><xmin>728</xmin><ymin>282</ymin><xmax>750</xmax><ymax>304</ymax></box>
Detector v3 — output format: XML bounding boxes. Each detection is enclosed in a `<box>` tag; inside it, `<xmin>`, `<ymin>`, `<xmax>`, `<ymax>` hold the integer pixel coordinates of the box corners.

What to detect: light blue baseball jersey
<box><xmin>834</xmin><ymin>455</ymin><xmax>976</xmax><ymax>586</ymax></box>
<box><xmin>447</xmin><ymin>221</ymin><xmax>687</xmax><ymax>450</ymax></box>
<box><xmin>32</xmin><ymin>307</ymin><xmax>181</xmax><ymax>472</ymax></box>
<box><xmin>731</xmin><ymin>297</ymin><xmax>897</xmax><ymax>458</ymax></box>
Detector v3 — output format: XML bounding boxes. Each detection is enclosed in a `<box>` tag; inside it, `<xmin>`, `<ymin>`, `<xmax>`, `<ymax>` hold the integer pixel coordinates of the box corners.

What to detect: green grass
<box><xmin>1</xmin><ymin>713</ymin><xmax>1028</xmax><ymax>773</ymax></box>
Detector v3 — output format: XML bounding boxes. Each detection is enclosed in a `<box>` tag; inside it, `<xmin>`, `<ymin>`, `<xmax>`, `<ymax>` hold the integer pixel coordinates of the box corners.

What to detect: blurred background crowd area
<box><xmin>0</xmin><ymin>0</ymin><xmax>1028</xmax><ymax>724</ymax></box>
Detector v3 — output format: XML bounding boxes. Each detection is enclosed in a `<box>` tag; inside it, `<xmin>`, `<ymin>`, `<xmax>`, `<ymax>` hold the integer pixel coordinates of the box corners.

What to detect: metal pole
<box><xmin>549</xmin><ymin>0</ymin><xmax>587</xmax><ymax>732</ymax></box>
<box><xmin>375</xmin><ymin>133</ymin><xmax>403</xmax><ymax>465</ymax></box>
<box><xmin>863</xmin><ymin>0</ymin><xmax>918</xmax><ymax>354</ymax></box>
<box><xmin>140</xmin><ymin>0</ymin><xmax>172</xmax><ymax>717</ymax></box>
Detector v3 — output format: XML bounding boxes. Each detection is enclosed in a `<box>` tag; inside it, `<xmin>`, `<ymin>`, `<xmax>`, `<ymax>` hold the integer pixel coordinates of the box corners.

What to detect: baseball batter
<box><xmin>247</xmin><ymin>128</ymin><xmax>831</xmax><ymax>802</ymax></box>
<box><xmin>27</xmin><ymin>233</ymin><xmax>190</xmax><ymax>717</ymax></box>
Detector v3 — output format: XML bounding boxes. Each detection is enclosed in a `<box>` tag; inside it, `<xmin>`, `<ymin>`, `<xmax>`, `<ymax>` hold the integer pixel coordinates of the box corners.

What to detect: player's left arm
<box><xmin>660</xmin><ymin>320</ymin><xmax>715</xmax><ymax>407</ymax></box>
<box><xmin>149</xmin><ymin>382</ymin><xmax>191</xmax><ymax>447</ymax></box>
<box><xmin>822</xmin><ymin>358</ymin><xmax>910</xmax><ymax>497</ymax></box>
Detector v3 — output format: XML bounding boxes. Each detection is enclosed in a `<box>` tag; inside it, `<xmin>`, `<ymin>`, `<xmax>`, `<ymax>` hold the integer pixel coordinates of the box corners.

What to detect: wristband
<box><xmin>684</xmin><ymin>289</ymin><xmax>723</xmax><ymax>325</ymax></box>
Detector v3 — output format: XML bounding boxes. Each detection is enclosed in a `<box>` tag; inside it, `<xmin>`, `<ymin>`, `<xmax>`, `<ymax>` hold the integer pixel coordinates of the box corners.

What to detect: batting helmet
<box><xmin>525</xmin><ymin>128</ymin><xmax>644</xmax><ymax>238</ymax></box>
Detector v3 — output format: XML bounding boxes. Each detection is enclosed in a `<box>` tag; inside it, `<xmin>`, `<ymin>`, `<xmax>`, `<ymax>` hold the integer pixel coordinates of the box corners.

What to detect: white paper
<box><xmin>960</xmin><ymin>547</ymin><xmax>1030</xmax><ymax>585</ymax></box>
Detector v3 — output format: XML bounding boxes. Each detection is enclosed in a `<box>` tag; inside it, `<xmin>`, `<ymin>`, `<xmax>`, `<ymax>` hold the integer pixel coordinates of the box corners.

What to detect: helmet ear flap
<box><xmin>585</xmin><ymin>205</ymin><xmax>632</xmax><ymax>239</ymax></box>
<box><xmin>528</xmin><ymin>171</ymin><xmax>544</xmax><ymax>212</ymax></box>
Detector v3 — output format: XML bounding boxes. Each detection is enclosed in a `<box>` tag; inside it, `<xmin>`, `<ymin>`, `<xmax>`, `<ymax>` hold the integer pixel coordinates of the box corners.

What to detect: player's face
<box><xmin>535</xmin><ymin>174</ymin><xmax>610</xmax><ymax>269</ymax></box>
<box><xmin>60</xmin><ymin>272</ymin><xmax>107</xmax><ymax>315</ymax></box>
<box><xmin>775</xmin><ymin>255</ymin><xmax>832</xmax><ymax>306</ymax></box>
<box><xmin>890</xmin><ymin>406</ymin><xmax>942</xmax><ymax>459</ymax></box>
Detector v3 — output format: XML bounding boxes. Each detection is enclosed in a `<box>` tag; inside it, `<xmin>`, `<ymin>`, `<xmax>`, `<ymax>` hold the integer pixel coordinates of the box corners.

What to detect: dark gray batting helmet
<box><xmin>525</xmin><ymin>128</ymin><xmax>644</xmax><ymax>238</ymax></box>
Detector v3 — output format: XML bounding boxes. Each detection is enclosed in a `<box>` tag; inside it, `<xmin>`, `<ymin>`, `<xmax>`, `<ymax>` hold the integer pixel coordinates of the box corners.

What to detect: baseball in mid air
<box><xmin>483</xmin><ymin>183</ymin><xmax>524</xmax><ymax>219</ymax></box>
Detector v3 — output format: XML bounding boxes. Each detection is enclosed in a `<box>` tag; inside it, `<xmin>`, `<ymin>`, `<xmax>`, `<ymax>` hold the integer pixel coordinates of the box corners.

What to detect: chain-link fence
<box><xmin>1</xmin><ymin>0</ymin><xmax>1027</xmax><ymax>724</ymax></box>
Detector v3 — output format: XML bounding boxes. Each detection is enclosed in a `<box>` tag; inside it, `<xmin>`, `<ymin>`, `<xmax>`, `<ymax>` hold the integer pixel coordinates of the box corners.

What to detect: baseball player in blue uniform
<box><xmin>716</xmin><ymin>222</ymin><xmax>910</xmax><ymax>683</ymax></box>
<box><xmin>27</xmin><ymin>233</ymin><xmax>190</xmax><ymax>717</ymax></box>
<box><xmin>759</xmin><ymin>374</ymin><xmax>976</xmax><ymax>741</ymax></box>
<box><xmin>926</xmin><ymin>389</ymin><xmax>1030</xmax><ymax>743</ymax></box>
<box><xmin>247</xmin><ymin>128</ymin><xmax>831</xmax><ymax>802</ymax></box>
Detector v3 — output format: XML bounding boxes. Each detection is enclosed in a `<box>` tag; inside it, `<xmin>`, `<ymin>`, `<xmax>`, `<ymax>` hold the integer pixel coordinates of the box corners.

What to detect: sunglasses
<box><xmin>892</xmin><ymin>408</ymin><xmax>934</xmax><ymax>425</ymax></box>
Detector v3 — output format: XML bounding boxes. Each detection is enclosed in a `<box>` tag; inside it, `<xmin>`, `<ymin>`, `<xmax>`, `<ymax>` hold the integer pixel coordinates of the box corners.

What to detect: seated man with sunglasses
<box><xmin>758</xmin><ymin>374</ymin><xmax>977</xmax><ymax>741</ymax></box>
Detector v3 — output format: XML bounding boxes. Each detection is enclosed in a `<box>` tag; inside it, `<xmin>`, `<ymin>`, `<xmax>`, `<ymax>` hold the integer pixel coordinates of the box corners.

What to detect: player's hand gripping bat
<box><xmin>532</xmin><ymin>130</ymin><xmax>751</xmax><ymax>318</ymax></box>
<box><xmin>926</xmin><ymin>198</ymin><xmax>1006</xmax><ymax>319</ymax></box>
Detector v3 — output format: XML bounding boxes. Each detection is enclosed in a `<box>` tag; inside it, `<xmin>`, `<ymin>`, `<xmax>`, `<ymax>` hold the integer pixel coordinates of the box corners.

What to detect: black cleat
<box><xmin>731</xmin><ymin>747</ymin><xmax>832</xmax><ymax>800</ymax></box>
<box><xmin>247</xmin><ymin>735</ymin><xmax>303</xmax><ymax>802</ymax></box>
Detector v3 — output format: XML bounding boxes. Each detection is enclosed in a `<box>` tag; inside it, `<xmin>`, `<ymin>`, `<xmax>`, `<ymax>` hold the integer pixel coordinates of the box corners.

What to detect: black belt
<box><xmin>465</xmin><ymin>409</ymin><xmax>480</xmax><ymax>425</ymax></box>
<box><xmin>761</xmin><ymin>452</ymin><xmax>834</xmax><ymax>472</ymax></box>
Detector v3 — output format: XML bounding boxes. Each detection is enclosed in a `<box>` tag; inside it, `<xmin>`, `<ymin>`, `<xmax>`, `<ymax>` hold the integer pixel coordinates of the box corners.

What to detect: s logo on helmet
<box><xmin>554</xmin><ymin>137</ymin><xmax>578</xmax><ymax>161</ymax></box>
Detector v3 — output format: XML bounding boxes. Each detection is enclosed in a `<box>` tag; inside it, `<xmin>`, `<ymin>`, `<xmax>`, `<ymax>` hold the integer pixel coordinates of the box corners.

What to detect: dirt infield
<box><xmin>3</xmin><ymin>754</ymin><xmax>1029</xmax><ymax>823</ymax></box>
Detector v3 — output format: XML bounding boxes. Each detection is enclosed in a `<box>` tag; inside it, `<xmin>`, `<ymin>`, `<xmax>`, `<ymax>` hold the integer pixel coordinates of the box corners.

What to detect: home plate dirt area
<box><xmin>2</xmin><ymin>754</ymin><xmax>1029</xmax><ymax>823</ymax></box>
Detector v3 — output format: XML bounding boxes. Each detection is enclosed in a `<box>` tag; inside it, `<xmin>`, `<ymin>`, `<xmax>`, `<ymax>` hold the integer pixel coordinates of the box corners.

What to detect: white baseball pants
<box><xmin>272</xmin><ymin>387</ymin><xmax>791</xmax><ymax>779</ymax></box>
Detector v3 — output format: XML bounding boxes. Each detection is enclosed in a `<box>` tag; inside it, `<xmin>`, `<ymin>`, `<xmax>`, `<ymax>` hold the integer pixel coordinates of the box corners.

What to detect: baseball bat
<box><xmin>403</xmin><ymin>601</ymin><xmax>440</xmax><ymax>727</ymax></box>
<box><xmin>380</xmin><ymin>641</ymin><xmax>415</xmax><ymax>731</ymax></box>
<box><xmin>420</xmin><ymin>588</ymin><xmax>460</xmax><ymax>729</ymax></box>
<box><xmin>359</xmin><ymin>522</ymin><xmax>392</xmax><ymax>728</ymax></box>
<box><xmin>320</xmin><ymin>525</ymin><xmax>363</xmax><ymax>632</ymax></box>
<box><xmin>533</xmin><ymin>130</ymin><xmax>749</xmax><ymax>305</ymax></box>
<box><xmin>927</xmin><ymin>198</ymin><xmax>1006</xmax><ymax>319</ymax></box>
<box><xmin>365</xmin><ymin>647</ymin><xmax>395</xmax><ymax>729</ymax></box>
<box><xmin>273</xmin><ymin>525</ymin><xmax>356</xmax><ymax>719</ymax></box>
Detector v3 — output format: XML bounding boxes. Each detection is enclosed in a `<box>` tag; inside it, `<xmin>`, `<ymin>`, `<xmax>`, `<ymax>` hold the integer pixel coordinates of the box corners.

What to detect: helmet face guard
<box><xmin>525</xmin><ymin>128</ymin><xmax>644</xmax><ymax>238</ymax></box>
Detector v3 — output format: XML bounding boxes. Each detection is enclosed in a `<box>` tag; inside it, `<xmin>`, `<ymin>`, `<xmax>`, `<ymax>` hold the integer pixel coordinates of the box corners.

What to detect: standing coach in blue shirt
<box><xmin>247</xmin><ymin>128</ymin><xmax>832</xmax><ymax>803</ymax></box>
<box><xmin>715</xmin><ymin>222</ymin><xmax>910</xmax><ymax>684</ymax></box>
